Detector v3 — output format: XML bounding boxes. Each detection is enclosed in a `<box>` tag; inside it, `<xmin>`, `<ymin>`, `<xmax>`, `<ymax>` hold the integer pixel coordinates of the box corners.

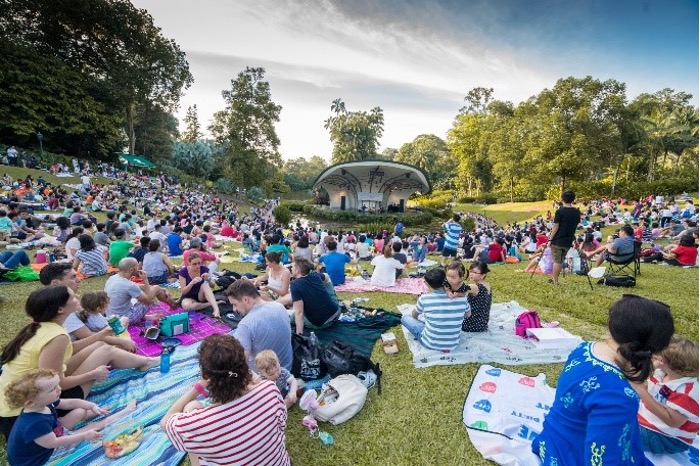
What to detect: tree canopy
<box><xmin>324</xmin><ymin>99</ymin><xmax>384</xmax><ymax>164</ymax></box>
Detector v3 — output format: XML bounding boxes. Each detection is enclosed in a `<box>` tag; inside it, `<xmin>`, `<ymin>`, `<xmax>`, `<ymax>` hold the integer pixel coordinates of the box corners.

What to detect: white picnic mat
<box><xmin>463</xmin><ymin>364</ymin><xmax>698</xmax><ymax>466</ymax></box>
<box><xmin>399</xmin><ymin>301</ymin><xmax>582</xmax><ymax>368</ymax></box>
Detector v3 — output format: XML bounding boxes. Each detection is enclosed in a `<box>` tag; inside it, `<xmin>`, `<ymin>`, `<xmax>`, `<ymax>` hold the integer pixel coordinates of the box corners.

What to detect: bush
<box><xmin>475</xmin><ymin>194</ymin><xmax>498</xmax><ymax>205</ymax></box>
<box><xmin>280</xmin><ymin>201</ymin><xmax>306</xmax><ymax>212</ymax></box>
<box><xmin>246</xmin><ymin>186</ymin><xmax>264</xmax><ymax>203</ymax></box>
<box><xmin>273</xmin><ymin>205</ymin><xmax>292</xmax><ymax>226</ymax></box>
<box><xmin>299</xmin><ymin>205</ymin><xmax>433</xmax><ymax>227</ymax></box>
<box><xmin>214</xmin><ymin>177</ymin><xmax>235</xmax><ymax>194</ymax></box>
<box><xmin>460</xmin><ymin>217</ymin><xmax>476</xmax><ymax>232</ymax></box>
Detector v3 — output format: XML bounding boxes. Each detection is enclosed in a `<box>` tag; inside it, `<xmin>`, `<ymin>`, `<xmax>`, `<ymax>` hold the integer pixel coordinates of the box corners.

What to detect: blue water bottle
<box><xmin>160</xmin><ymin>347</ymin><xmax>171</xmax><ymax>374</ymax></box>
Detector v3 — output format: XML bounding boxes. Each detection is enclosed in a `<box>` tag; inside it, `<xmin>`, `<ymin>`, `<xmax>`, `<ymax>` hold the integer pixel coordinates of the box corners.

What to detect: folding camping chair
<box><xmin>605</xmin><ymin>241</ymin><xmax>642</xmax><ymax>278</ymax></box>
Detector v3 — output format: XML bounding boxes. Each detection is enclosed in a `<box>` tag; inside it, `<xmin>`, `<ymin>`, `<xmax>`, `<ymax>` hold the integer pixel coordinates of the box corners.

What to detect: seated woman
<box><xmin>370</xmin><ymin>245</ymin><xmax>405</xmax><ymax>287</ymax></box>
<box><xmin>253</xmin><ymin>251</ymin><xmax>291</xmax><ymax>301</ymax></box>
<box><xmin>461</xmin><ymin>262</ymin><xmax>492</xmax><ymax>332</ymax></box>
<box><xmin>72</xmin><ymin>234</ymin><xmax>108</xmax><ymax>277</ymax></box>
<box><xmin>183</xmin><ymin>237</ymin><xmax>219</xmax><ymax>273</ymax></box>
<box><xmin>292</xmin><ymin>235</ymin><xmax>312</xmax><ymax>262</ymax></box>
<box><xmin>643</xmin><ymin>234</ymin><xmax>698</xmax><ymax>266</ymax></box>
<box><xmin>532</xmin><ymin>294</ymin><xmax>674</xmax><ymax>465</ymax></box>
<box><xmin>178</xmin><ymin>252</ymin><xmax>221</xmax><ymax>318</ymax></box>
<box><xmin>486</xmin><ymin>237</ymin><xmax>506</xmax><ymax>263</ymax></box>
<box><xmin>0</xmin><ymin>285</ymin><xmax>158</xmax><ymax>440</ymax></box>
<box><xmin>161</xmin><ymin>334</ymin><xmax>291</xmax><ymax>466</ymax></box>
<box><xmin>522</xmin><ymin>245</ymin><xmax>553</xmax><ymax>274</ymax></box>
<box><xmin>142</xmin><ymin>239</ymin><xmax>177</xmax><ymax>285</ymax></box>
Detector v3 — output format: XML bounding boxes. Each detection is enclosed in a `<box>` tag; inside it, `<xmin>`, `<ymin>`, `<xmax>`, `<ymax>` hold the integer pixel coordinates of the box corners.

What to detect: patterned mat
<box><xmin>334</xmin><ymin>277</ymin><xmax>428</xmax><ymax>295</ymax></box>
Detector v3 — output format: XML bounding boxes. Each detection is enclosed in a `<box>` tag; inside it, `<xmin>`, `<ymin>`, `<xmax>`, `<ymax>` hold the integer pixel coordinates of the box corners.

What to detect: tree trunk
<box><xmin>126</xmin><ymin>104</ymin><xmax>135</xmax><ymax>154</ymax></box>
<box><xmin>559</xmin><ymin>176</ymin><xmax>566</xmax><ymax>198</ymax></box>
<box><xmin>647</xmin><ymin>148</ymin><xmax>655</xmax><ymax>182</ymax></box>
<box><xmin>510</xmin><ymin>176</ymin><xmax>514</xmax><ymax>203</ymax></box>
<box><xmin>611</xmin><ymin>159</ymin><xmax>621</xmax><ymax>197</ymax></box>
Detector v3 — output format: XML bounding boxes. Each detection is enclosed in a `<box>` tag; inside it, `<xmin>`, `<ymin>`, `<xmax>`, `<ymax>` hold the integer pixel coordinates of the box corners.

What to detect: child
<box><xmin>79</xmin><ymin>291</ymin><xmax>129</xmax><ymax>333</ymax></box>
<box><xmin>6</xmin><ymin>368</ymin><xmax>137</xmax><ymax>466</ymax></box>
<box><xmin>255</xmin><ymin>350</ymin><xmax>298</xmax><ymax>408</ymax></box>
<box><xmin>461</xmin><ymin>262</ymin><xmax>492</xmax><ymax>333</ymax></box>
<box><xmin>636</xmin><ymin>335</ymin><xmax>699</xmax><ymax>454</ymax></box>
<box><xmin>401</xmin><ymin>267</ymin><xmax>470</xmax><ymax>352</ymax></box>
<box><xmin>0</xmin><ymin>209</ymin><xmax>12</xmax><ymax>241</ymax></box>
<box><xmin>444</xmin><ymin>261</ymin><xmax>468</xmax><ymax>297</ymax></box>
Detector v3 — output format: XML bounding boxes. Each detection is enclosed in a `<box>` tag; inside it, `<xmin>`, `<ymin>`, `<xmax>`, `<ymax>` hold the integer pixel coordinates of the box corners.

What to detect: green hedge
<box><xmin>565</xmin><ymin>177</ymin><xmax>699</xmax><ymax>202</ymax></box>
<box><xmin>297</xmin><ymin>205</ymin><xmax>433</xmax><ymax>227</ymax></box>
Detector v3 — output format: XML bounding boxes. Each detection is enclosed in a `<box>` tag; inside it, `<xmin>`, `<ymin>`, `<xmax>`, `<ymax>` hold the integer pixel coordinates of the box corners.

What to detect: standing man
<box><xmin>6</xmin><ymin>146</ymin><xmax>17</xmax><ymax>166</ymax></box>
<box><xmin>225</xmin><ymin>280</ymin><xmax>293</xmax><ymax>372</ymax></box>
<box><xmin>441</xmin><ymin>214</ymin><xmax>462</xmax><ymax>266</ymax></box>
<box><xmin>548</xmin><ymin>190</ymin><xmax>581</xmax><ymax>285</ymax></box>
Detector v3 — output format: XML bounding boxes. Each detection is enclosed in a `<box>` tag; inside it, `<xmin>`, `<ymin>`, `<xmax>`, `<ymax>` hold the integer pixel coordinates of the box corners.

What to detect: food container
<box><xmin>103</xmin><ymin>424</ymin><xmax>144</xmax><ymax>459</ymax></box>
<box><xmin>144</xmin><ymin>326</ymin><xmax>160</xmax><ymax>340</ymax></box>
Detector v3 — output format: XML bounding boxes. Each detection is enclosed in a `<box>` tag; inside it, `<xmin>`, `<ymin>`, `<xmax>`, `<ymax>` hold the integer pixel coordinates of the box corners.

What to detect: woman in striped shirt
<box><xmin>162</xmin><ymin>334</ymin><xmax>291</xmax><ymax>466</ymax></box>
<box><xmin>72</xmin><ymin>234</ymin><xmax>108</xmax><ymax>277</ymax></box>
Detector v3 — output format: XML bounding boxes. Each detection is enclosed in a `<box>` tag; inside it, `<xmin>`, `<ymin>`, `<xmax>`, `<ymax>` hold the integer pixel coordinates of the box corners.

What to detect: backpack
<box><xmin>215</xmin><ymin>270</ymin><xmax>241</xmax><ymax>290</ymax></box>
<box><xmin>515</xmin><ymin>310</ymin><xmax>541</xmax><ymax>337</ymax></box>
<box><xmin>598</xmin><ymin>274</ymin><xmax>636</xmax><ymax>287</ymax></box>
<box><xmin>321</xmin><ymin>340</ymin><xmax>382</xmax><ymax>394</ymax></box>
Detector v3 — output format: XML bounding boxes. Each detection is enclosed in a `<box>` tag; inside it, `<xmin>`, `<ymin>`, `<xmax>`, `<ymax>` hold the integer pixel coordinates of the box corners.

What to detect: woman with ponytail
<box><xmin>532</xmin><ymin>294</ymin><xmax>674</xmax><ymax>466</ymax></box>
<box><xmin>0</xmin><ymin>286</ymin><xmax>158</xmax><ymax>440</ymax></box>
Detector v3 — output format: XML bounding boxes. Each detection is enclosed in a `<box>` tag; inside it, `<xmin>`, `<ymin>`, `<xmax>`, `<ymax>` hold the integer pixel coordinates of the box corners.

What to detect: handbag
<box><xmin>314</xmin><ymin>374</ymin><xmax>368</xmax><ymax>425</ymax></box>
<box><xmin>159</xmin><ymin>312</ymin><xmax>190</xmax><ymax>337</ymax></box>
<box><xmin>598</xmin><ymin>274</ymin><xmax>636</xmax><ymax>287</ymax></box>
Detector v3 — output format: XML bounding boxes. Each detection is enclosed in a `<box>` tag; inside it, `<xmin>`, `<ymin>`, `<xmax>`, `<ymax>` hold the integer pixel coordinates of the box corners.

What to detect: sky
<box><xmin>132</xmin><ymin>0</ymin><xmax>699</xmax><ymax>161</ymax></box>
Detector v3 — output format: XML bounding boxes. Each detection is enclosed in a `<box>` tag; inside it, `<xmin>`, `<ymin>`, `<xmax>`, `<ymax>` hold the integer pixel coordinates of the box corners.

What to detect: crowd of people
<box><xmin>0</xmin><ymin>157</ymin><xmax>696</xmax><ymax>465</ymax></box>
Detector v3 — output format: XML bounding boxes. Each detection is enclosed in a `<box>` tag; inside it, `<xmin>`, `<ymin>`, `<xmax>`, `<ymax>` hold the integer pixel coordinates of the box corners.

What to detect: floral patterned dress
<box><xmin>531</xmin><ymin>342</ymin><xmax>652</xmax><ymax>466</ymax></box>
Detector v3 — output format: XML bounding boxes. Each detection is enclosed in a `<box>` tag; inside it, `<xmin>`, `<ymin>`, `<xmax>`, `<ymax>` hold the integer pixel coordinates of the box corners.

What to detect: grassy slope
<box><xmin>0</xmin><ymin>202</ymin><xmax>697</xmax><ymax>466</ymax></box>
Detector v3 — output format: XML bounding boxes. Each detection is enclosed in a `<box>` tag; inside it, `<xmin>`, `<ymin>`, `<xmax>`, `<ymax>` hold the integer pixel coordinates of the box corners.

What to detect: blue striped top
<box><xmin>442</xmin><ymin>221</ymin><xmax>462</xmax><ymax>251</ymax></box>
<box><xmin>417</xmin><ymin>290</ymin><xmax>469</xmax><ymax>351</ymax></box>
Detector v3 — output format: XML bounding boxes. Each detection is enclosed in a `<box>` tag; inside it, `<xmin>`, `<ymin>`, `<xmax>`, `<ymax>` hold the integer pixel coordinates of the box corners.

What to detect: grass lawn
<box><xmin>455</xmin><ymin>200</ymin><xmax>552</xmax><ymax>226</ymax></box>
<box><xmin>0</xmin><ymin>234</ymin><xmax>697</xmax><ymax>466</ymax></box>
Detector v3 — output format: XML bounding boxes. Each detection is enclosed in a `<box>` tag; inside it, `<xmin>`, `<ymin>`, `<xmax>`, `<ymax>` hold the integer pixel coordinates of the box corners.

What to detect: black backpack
<box><xmin>598</xmin><ymin>274</ymin><xmax>636</xmax><ymax>287</ymax></box>
<box><xmin>321</xmin><ymin>340</ymin><xmax>383</xmax><ymax>394</ymax></box>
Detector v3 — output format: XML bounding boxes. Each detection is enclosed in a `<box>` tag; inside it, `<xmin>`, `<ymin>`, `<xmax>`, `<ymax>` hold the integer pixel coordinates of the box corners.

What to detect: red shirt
<box><xmin>488</xmin><ymin>243</ymin><xmax>504</xmax><ymax>263</ymax></box>
<box><xmin>536</xmin><ymin>234</ymin><xmax>548</xmax><ymax>247</ymax></box>
<box><xmin>673</xmin><ymin>245</ymin><xmax>698</xmax><ymax>266</ymax></box>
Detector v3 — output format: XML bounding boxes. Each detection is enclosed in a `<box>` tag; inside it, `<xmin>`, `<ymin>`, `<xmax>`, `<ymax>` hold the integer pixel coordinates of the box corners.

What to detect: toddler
<box><xmin>79</xmin><ymin>291</ymin><xmax>130</xmax><ymax>338</ymax></box>
<box><xmin>444</xmin><ymin>261</ymin><xmax>468</xmax><ymax>297</ymax></box>
<box><xmin>255</xmin><ymin>350</ymin><xmax>298</xmax><ymax>408</ymax></box>
<box><xmin>6</xmin><ymin>368</ymin><xmax>136</xmax><ymax>466</ymax></box>
<box><xmin>636</xmin><ymin>335</ymin><xmax>699</xmax><ymax>454</ymax></box>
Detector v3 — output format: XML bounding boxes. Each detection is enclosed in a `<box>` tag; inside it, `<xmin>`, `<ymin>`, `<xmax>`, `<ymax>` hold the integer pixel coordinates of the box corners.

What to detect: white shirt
<box><xmin>370</xmin><ymin>255</ymin><xmax>404</xmax><ymax>287</ymax></box>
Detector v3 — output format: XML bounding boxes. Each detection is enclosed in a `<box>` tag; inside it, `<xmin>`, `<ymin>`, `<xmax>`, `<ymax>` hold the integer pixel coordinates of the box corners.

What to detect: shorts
<box><xmin>550</xmin><ymin>245</ymin><xmax>569</xmax><ymax>264</ymax></box>
<box><xmin>148</xmin><ymin>272</ymin><xmax>169</xmax><ymax>285</ymax></box>
<box><xmin>57</xmin><ymin>385</ymin><xmax>86</xmax><ymax>417</ymax></box>
<box><xmin>442</xmin><ymin>248</ymin><xmax>458</xmax><ymax>258</ymax></box>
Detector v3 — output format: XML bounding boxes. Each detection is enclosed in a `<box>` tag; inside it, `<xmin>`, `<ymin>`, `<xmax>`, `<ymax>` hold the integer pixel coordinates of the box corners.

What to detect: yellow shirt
<box><xmin>0</xmin><ymin>322</ymin><xmax>72</xmax><ymax>417</ymax></box>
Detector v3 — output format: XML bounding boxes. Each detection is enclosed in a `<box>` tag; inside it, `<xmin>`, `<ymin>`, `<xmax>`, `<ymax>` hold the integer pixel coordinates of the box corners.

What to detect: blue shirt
<box><xmin>318</xmin><ymin>252</ymin><xmax>351</xmax><ymax>285</ymax></box>
<box><xmin>532</xmin><ymin>342</ymin><xmax>652</xmax><ymax>466</ymax></box>
<box><xmin>8</xmin><ymin>402</ymin><xmax>61</xmax><ymax>466</ymax></box>
<box><xmin>167</xmin><ymin>232</ymin><xmax>183</xmax><ymax>256</ymax></box>
<box><xmin>442</xmin><ymin>221</ymin><xmax>462</xmax><ymax>251</ymax></box>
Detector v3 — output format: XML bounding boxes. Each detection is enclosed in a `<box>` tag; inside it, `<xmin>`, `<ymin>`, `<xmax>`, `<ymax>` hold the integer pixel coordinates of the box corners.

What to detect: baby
<box><xmin>5</xmin><ymin>368</ymin><xmax>137</xmax><ymax>466</ymax></box>
<box><xmin>255</xmin><ymin>350</ymin><xmax>298</xmax><ymax>408</ymax></box>
<box><xmin>80</xmin><ymin>291</ymin><xmax>128</xmax><ymax>333</ymax></box>
<box><xmin>636</xmin><ymin>335</ymin><xmax>699</xmax><ymax>454</ymax></box>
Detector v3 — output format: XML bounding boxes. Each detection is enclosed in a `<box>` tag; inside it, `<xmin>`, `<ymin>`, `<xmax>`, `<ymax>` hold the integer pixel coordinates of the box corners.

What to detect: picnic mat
<box><xmin>463</xmin><ymin>364</ymin><xmax>699</xmax><ymax>466</ymax></box>
<box><xmin>399</xmin><ymin>301</ymin><xmax>582</xmax><ymax>368</ymax></box>
<box><xmin>129</xmin><ymin>304</ymin><xmax>230</xmax><ymax>357</ymax></box>
<box><xmin>47</xmin><ymin>343</ymin><xmax>203</xmax><ymax>466</ymax></box>
<box><xmin>312</xmin><ymin>310</ymin><xmax>403</xmax><ymax>357</ymax></box>
<box><xmin>334</xmin><ymin>277</ymin><xmax>428</xmax><ymax>295</ymax></box>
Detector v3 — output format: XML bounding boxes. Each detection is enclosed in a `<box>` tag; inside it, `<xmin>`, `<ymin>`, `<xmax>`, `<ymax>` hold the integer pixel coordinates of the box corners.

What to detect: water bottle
<box><xmin>309</xmin><ymin>332</ymin><xmax>319</xmax><ymax>348</ymax></box>
<box><xmin>107</xmin><ymin>316</ymin><xmax>126</xmax><ymax>336</ymax></box>
<box><xmin>160</xmin><ymin>347</ymin><xmax>171</xmax><ymax>374</ymax></box>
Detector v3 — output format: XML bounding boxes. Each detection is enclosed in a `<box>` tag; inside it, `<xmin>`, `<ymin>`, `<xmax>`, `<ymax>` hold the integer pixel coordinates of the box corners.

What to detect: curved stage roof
<box><xmin>313</xmin><ymin>160</ymin><xmax>430</xmax><ymax>212</ymax></box>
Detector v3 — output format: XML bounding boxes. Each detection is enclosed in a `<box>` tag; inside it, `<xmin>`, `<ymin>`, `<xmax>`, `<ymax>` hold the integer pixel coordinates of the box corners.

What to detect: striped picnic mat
<box><xmin>47</xmin><ymin>343</ymin><xmax>202</xmax><ymax>466</ymax></box>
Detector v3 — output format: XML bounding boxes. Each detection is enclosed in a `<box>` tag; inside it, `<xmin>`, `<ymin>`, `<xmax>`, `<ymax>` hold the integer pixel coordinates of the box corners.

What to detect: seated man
<box><xmin>283</xmin><ymin>258</ymin><xmax>340</xmax><ymax>335</ymax></box>
<box><xmin>585</xmin><ymin>225</ymin><xmax>636</xmax><ymax>267</ymax></box>
<box><xmin>39</xmin><ymin>263</ymin><xmax>136</xmax><ymax>353</ymax></box>
<box><xmin>316</xmin><ymin>240</ymin><xmax>355</xmax><ymax>285</ymax></box>
<box><xmin>105</xmin><ymin>257</ymin><xmax>170</xmax><ymax>323</ymax></box>
<box><xmin>224</xmin><ymin>280</ymin><xmax>293</xmax><ymax>373</ymax></box>
<box><xmin>401</xmin><ymin>267</ymin><xmax>470</xmax><ymax>351</ymax></box>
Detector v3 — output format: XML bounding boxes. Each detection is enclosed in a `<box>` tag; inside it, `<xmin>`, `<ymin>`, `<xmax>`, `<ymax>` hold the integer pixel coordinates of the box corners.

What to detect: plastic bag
<box><xmin>322</xmin><ymin>340</ymin><xmax>354</xmax><ymax>378</ymax></box>
<box><xmin>292</xmin><ymin>333</ymin><xmax>325</xmax><ymax>381</ymax></box>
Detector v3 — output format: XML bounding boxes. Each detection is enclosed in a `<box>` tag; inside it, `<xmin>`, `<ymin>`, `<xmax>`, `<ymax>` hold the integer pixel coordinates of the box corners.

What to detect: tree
<box><xmin>380</xmin><ymin>148</ymin><xmax>398</xmax><ymax>161</ymax></box>
<box><xmin>133</xmin><ymin>102</ymin><xmax>179</xmax><ymax>164</ymax></box>
<box><xmin>395</xmin><ymin>134</ymin><xmax>455</xmax><ymax>185</ymax></box>
<box><xmin>0</xmin><ymin>0</ymin><xmax>193</xmax><ymax>155</ymax></box>
<box><xmin>209</xmin><ymin>67</ymin><xmax>283</xmax><ymax>193</ymax></box>
<box><xmin>181</xmin><ymin>105</ymin><xmax>203</xmax><ymax>143</ymax></box>
<box><xmin>172</xmin><ymin>140</ymin><xmax>219</xmax><ymax>179</ymax></box>
<box><xmin>324</xmin><ymin>99</ymin><xmax>384</xmax><ymax>163</ymax></box>
<box><xmin>283</xmin><ymin>156</ymin><xmax>328</xmax><ymax>192</ymax></box>
<box><xmin>460</xmin><ymin>87</ymin><xmax>494</xmax><ymax>114</ymax></box>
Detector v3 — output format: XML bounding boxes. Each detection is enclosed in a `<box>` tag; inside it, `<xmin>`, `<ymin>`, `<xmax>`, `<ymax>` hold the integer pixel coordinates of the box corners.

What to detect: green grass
<box><xmin>0</xmin><ymin>224</ymin><xmax>698</xmax><ymax>465</ymax></box>
<box><xmin>455</xmin><ymin>200</ymin><xmax>552</xmax><ymax>226</ymax></box>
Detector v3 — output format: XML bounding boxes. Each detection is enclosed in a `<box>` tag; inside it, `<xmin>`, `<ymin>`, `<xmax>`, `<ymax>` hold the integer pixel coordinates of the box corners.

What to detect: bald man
<box><xmin>104</xmin><ymin>257</ymin><xmax>169</xmax><ymax>323</ymax></box>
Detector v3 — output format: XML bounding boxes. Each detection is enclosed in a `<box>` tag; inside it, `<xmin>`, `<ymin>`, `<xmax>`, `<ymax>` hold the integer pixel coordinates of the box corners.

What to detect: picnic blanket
<box><xmin>463</xmin><ymin>364</ymin><xmax>699</xmax><ymax>466</ymax></box>
<box><xmin>312</xmin><ymin>310</ymin><xmax>403</xmax><ymax>357</ymax></box>
<box><xmin>334</xmin><ymin>277</ymin><xmax>428</xmax><ymax>295</ymax></box>
<box><xmin>400</xmin><ymin>301</ymin><xmax>582</xmax><ymax>368</ymax></box>
<box><xmin>158</xmin><ymin>281</ymin><xmax>181</xmax><ymax>289</ymax></box>
<box><xmin>47</xmin><ymin>343</ymin><xmax>203</xmax><ymax>466</ymax></box>
<box><xmin>130</xmin><ymin>304</ymin><xmax>230</xmax><ymax>357</ymax></box>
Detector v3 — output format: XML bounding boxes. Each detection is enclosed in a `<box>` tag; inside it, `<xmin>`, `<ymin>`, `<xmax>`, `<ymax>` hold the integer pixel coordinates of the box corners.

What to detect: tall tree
<box><xmin>324</xmin><ymin>99</ymin><xmax>384</xmax><ymax>164</ymax></box>
<box><xmin>283</xmin><ymin>156</ymin><xmax>328</xmax><ymax>192</ymax></box>
<box><xmin>0</xmin><ymin>0</ymin><xmax>193</xmax><ymax>155</ymax></box>
<box><xmin>395</xmin><ymin>134</ymin><xmax>454</xmax><ymax>185</ymax></box>
<box><xmin>133</xmin><ymin>103</ymin><xmax>179</xmax><ymax>164</ymax></box>
<box><xmin>209</xmin><ymin>67</ymin><xmax>283</xmax><ymax>193</ymax></box>
<box><xmin>181</xmin><ymin>105</ymin><xmax>203</xmax><ymax>143</ymax></box>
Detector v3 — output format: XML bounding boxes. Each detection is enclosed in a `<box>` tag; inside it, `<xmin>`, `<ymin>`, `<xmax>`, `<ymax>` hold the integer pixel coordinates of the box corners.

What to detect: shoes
<box><xmin>547</xmin><ymin>278</ymin><xmax>559</xmax><ymax>285</ymax></box>
<box><xmin>357</xmin><ymin>370</ymin><xmax>377</xmax><ymax>389</ymax></box>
